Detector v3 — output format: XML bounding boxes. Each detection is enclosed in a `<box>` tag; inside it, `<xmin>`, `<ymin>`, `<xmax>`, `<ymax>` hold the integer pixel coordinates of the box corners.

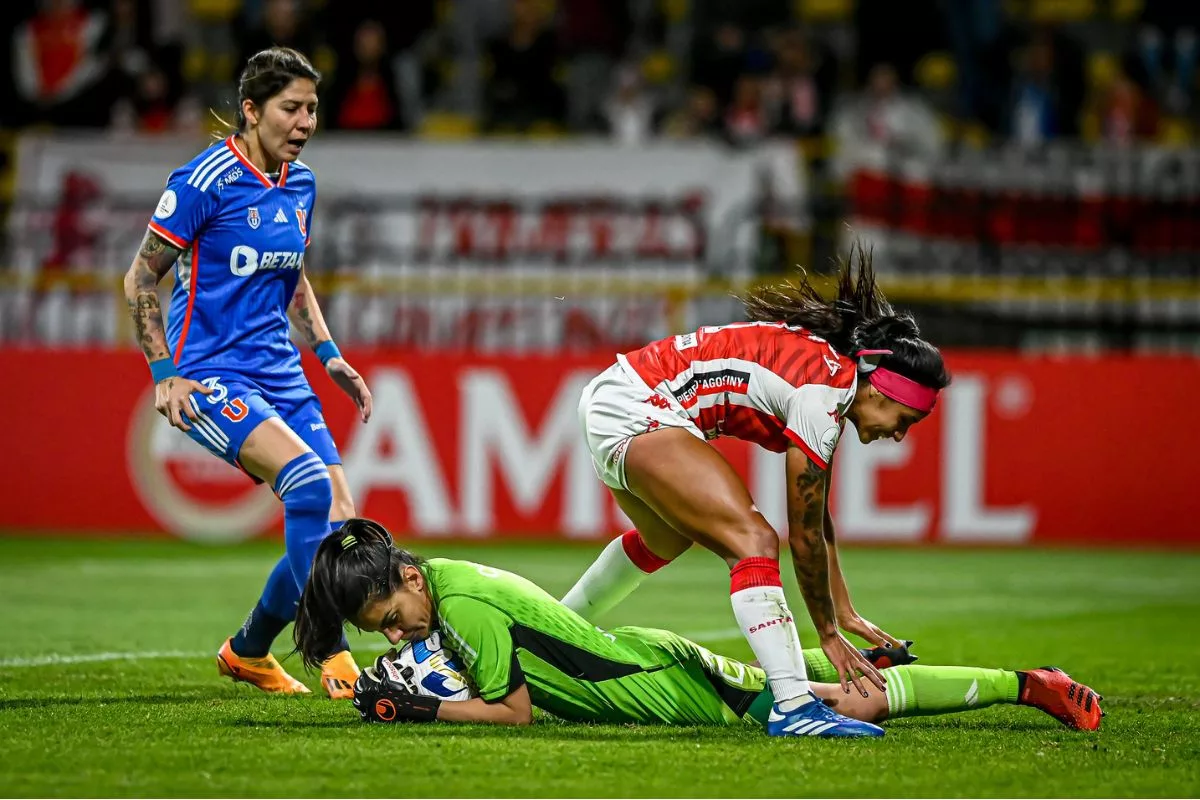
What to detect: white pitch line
<box><xmin>0</xmin><ymin>629</ymin><xmax>746</xmax><ymax>670</ymax></box>
<box><xmin>0</xmin><ymin>650</ymin><xmax>209</xmax><ymax>668</ymax></box>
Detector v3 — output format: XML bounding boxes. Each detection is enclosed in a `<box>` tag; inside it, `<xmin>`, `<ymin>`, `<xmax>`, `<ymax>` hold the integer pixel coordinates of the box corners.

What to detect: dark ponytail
<box><xmin>212</xmin><ymin>47</ymin><xmax>321</xmax><ymax>136</ymax></box>
<box><xmin>293</xmin><ymin>518</ymin><xmax>425</xmax><ymax>670</ymax></box>
<box><xmin>742</xmin><ymin>241</ymin><xmax>950</xmax><ymax>392</ymax></box>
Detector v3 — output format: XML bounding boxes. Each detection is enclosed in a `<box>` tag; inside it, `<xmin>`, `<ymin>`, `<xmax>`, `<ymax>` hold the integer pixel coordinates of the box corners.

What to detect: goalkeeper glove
<box><xmin>352</xmin><ymin>653</ymin><xmax>442</xmax><ymax>723</ymax></box>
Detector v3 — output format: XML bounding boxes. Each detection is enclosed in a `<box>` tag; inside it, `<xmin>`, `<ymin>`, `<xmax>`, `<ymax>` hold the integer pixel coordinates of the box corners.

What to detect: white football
<box><xmin>392</xmin><ymin>632</ymin><xmax>477</xmax><ymax>701</ymax></box>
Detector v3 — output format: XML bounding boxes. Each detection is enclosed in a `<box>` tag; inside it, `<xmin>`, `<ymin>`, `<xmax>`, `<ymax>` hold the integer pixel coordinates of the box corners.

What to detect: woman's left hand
<box><xmin>839</xmin><ymin>612</ymin><xmax>903</xmax><ymax>648</ymax></box>
<box><xmin>326</xmin><ymin>357</ymin><xmax>372</xmax><ymax>422</ymax></box>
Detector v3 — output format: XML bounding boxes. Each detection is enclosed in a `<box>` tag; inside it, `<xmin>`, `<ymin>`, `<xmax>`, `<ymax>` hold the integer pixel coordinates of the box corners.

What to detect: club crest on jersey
<box><xmin>247</xmin><ymin>207</ymin><xmax>261</xmax><ymax>229</ymax></box>
<box><xmin>296</xmin><ymin>208</ymin><xmax>307</xmax><ymax>237</ymax></box>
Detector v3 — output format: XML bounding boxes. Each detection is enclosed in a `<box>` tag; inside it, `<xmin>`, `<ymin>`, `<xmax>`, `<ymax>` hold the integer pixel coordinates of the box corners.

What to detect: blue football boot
<box><xmin>766</xmin><ymin>692</ymin><xmax>885</xmax><ymax>738</ymax></box>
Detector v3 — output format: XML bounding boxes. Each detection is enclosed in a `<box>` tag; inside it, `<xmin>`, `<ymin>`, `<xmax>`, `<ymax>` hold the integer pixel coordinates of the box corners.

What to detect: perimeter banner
<box><xmin>2</xmin><ymin>349</ymin><xmax>1196</xmax><ymax>546</ymax></box>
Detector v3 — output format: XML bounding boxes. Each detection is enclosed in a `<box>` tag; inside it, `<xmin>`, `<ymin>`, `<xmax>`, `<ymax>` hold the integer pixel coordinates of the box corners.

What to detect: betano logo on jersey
<box><xmin>229</xmin><ymin>245</ymin><xmax>304</xmax><ymax>277</ymax></box>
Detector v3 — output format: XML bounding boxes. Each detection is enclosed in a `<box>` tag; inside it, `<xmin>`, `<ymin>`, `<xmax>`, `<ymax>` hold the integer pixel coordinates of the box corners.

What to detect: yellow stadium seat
<box><xmin>662</xmin><ymin>0</ymin><xmax>688</xmax><ymax>24</ymax></box>
<box><xmin>796</xmin><ymin>0</ymin><xmax>854</xmax><ymax>22</ymax></box>
<box><xmin>641</xmin><ymin>51</ymin><xmax>675</xmax><ymax>85</ymax></box>
<box><xmin>1160</xmin><ymin>117</ymin><xmax>1193</xmax><ymax>146</ymax></box>
<box><xmin>211</xmin><ymin>52</ymin><xmax>236</xmax><ymax>83</ymax></box>
<box><xmin>418</xmin><ymin>112</ymin><xmax>480</xmax><ymax>140</ymax></box>
<box><xmin>1029</xmin><ymin>0</ymin><xmax>1096</xmax><ymax>22</ymax></box>
<box><xmin>1087</xmin><ymin>52</ymin><xmax>1119</xmax><ymax>90</ymax></box>
<box><xmin>1111</xmin><ymin>0</ymin><xmax>1143</xmax><ymax>20</ymax></box>
<box><xmin>797</xmin><ymin>135</ymin><xmax>833</xmax><ymax>162</ymax></box>
<box><xmin>915</xmin><ymin>52</ymin><xmax>957</xmax><ymax>91</ymax></box>
<box><xmin>188</xmin><ymin>0</ymin><xmax>240</xmax><ymax>22</ymax></box>
<box><xmin>182</xmin><ymin>48</ymin><xmax>208</xmax><ymax>84</ymax></box>
<box><xmin>1079</xmin><ymin>109</ymin><xmax>1101</xmax><ymax>143</ymax></box>
<box><xmin>526</xmin><ymin>120</ymin><xmax>567</xmax><ymax>138</ymax></box>
<box><xmin>960</xmin><ymin>120</ymin><xmax>991</xmax><ymax>149</ymax></box>
<box><xmin>0</xmin><ymin>131</ymin><xmax>14</xmax><ymax>204</ymax></box>
<box><xmin>314</xmin><ymin>45</ymin><xmax>336</xmax><ymax>77</ymax></box>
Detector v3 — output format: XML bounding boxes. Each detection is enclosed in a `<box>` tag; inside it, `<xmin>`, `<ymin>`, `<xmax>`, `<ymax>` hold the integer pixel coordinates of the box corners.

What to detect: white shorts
<box><xmin>578</xmin><ymin>359</ymin><xmax>705</xmax><ymax>491</ymax></box>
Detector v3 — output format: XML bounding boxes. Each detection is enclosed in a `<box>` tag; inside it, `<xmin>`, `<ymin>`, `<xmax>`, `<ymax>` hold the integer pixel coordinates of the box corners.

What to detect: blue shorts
<box><xmin>181</xmin><ymin>372</ymin><xmax>341</xmax><ymax>483</ymax></box>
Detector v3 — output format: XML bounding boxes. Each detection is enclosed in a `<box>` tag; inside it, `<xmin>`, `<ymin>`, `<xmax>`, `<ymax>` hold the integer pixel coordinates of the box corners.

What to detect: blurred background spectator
<box><xmin>482</xmin><ymin>0</ymin><xmax>564</xmax><ymax>133</ymax></box>
<box><xmin>0</xmin><ymin>0</ymin><xmax>1197</xmax><ymax>354</ymax></box>
<box><xmin>0</xmin><ymin>0</ymin><xmax>1193</xmax><ymax>148</ymax></box>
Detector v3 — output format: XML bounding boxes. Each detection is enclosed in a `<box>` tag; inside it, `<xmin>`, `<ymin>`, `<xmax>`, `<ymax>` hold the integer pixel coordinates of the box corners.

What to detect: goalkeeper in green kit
<box><xmin>294</xmin><ymin>519</ymin><xmax>1103</xmax><ymax>734</ymax></box>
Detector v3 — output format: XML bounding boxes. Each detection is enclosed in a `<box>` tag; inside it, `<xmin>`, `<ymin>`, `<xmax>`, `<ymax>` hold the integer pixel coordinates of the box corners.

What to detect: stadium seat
<box><xmin>1028</xmin><ymin>0</ymin><xmax>1096</xmax><ymax>22</ymax></box>
<box><xmin>662</xmin><ymin>0</ymin><xmax>688</xmax><ymax>23</ymax></box>
<box><xmin>915</xmin><ymin>52</ymin><xmax>957</xmax><ymax>92</ymax></box>
<box><xmin>526</xmin><ymin>120</ymin><xmax>568</xmax><ymax>138</ymax></box>
<box><xmin>1087</xmin><ymin>52</ymin><xmax>1119</xmax><ymax>90</ymax></box>
<box><xmin>0</xmin><ymin>132</ymin><xmax>14</xmax><ymax>205</ymax></box>
<box><xmin>796</xmin><ymin>0</ymin><xmax>854</xmax><ymax>22</ymax></box>
<box><xmin>210</xmin><ymin>52</ymin><xmax>236</xmax><ymax>83</ymax></box>
<box><xmin>182</xmin><ymin>48</ymin><xmax>208</xmax><ymax>85</ymax></box>
<box><xmin>314</xmin><ymin>46</ymin><xmax>336</xmax><ymax>77</ymax></box>
<box><xmin>642</xmin><ymin>51</ymin><xmax>676</xmax><ymax>85</ymax></box>
<box><xmin>418</xmin><ymin>112</ymin><xmax>480</xmax><ymax>139</ymax></box>
<box><xmin>188</xmin><ymin>0</ymin><xmax>239</xmax><ymax>22</ymax></box>
<box><xmin>797</xmin><ymin>135</ymin><xmax>832</xmax><ymax>162</ymax></box>
<box><xmin>1159</xmin><ymin>117</ymin><xmax>1193</xmax><ymax>146</ymax></box>
<box><xmin>1111</xmin><ymin>0</ymin><xmax>1143</xmax><ymax>20</ymax></box>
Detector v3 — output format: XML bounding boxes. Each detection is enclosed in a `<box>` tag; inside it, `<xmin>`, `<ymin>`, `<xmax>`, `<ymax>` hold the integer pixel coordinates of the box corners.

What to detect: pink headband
<box><xmin>855</xmin><ymin>349</ymin><xmax>939</xmax><ymax>413</ymax></box>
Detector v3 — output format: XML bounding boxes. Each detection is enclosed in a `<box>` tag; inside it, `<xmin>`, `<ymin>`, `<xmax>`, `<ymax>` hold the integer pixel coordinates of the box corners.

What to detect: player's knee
<box><xmin>731</xmin><ymin>522</ymin><xmax>779</xmax><ymax>562</ymax></box>
<box><xmin>283</xmin><ymin>472</ymin><xmax>332</xmax><ymax>517</ymax></box>
<box><xmin>275</xmin><ymin>453</ymin><xmax>334</xmax><ymax>517</ymax></box>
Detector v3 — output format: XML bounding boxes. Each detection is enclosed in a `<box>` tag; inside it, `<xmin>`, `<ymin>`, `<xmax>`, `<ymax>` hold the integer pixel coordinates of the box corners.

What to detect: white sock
<box><xmin>729</xmin><ymin>558</ymin><xmax>812</xmax><ymax>711</ymax></box>
<box><xmin>560</xmin><ymin>530</ymin><xmax>667</xmax><ymax>620</ymax></box>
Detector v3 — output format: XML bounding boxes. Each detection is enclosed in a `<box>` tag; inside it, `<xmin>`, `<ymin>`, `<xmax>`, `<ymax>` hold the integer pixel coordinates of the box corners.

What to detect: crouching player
<box><xmin>294</xmin><ymin>520</ymin><xmax>1103</xmax><ymax>733</ymax></box>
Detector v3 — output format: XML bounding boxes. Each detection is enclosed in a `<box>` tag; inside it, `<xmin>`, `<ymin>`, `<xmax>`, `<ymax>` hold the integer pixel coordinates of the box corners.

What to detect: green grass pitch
<box><xmin>1</xmin><ymin>536</ymin><xmax>1198</xmax><ymax>797</ymax></box>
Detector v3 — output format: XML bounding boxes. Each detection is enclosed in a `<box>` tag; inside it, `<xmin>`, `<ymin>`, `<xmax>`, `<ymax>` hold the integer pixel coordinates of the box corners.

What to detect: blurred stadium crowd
<box><xmin>1</xmin><ymin>0</ymin><xmax>1198</xmax><ymax>353</ymax></box>
<box><xmin>3</xmin><ymin>0</ymin><xmax>1197</xmax><ymax>147</ymax></box>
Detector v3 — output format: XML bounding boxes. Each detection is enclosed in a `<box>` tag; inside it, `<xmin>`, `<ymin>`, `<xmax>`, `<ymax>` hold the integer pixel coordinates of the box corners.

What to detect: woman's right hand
<box><xmin>820</xmin><ymin>630</ymin><xmax>887</xmax><ymax>696</ymax></box>
<box><xmin>154</xmin><ymin>377</ymin><xmax>214</xmax><ymax>431</ymax></box>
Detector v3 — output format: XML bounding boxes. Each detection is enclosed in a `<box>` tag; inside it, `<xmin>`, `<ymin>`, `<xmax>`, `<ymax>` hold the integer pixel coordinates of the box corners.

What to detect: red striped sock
<box><xmin>730</xmin><ymin>556</ymin><xmax>781</xmax><ymax>592</ymax></box>
<box><xmin>620</xmin><ymin>529</ymin><xmax>671</xmax><ymax>574</ymax></box>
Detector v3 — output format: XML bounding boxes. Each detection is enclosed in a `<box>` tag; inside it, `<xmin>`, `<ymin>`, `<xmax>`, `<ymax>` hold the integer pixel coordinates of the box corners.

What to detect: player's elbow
<box><xmin>498</xmin><ymin>689</ymin><xmax>534</xmax><ymax>725</ymax></box>
<box><xmin>123</xmin><ymin>261</ymin><xmax>153</xmax><ymax>298</ymax></box>
<box><xmin>122</xmin><ymin>265</ymin><xmax>139</xmax><ymax>299</ymax></box>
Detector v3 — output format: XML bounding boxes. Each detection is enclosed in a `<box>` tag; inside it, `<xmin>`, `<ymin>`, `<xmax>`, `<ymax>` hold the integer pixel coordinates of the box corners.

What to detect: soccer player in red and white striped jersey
<box><xmin>563</xmin><ymin>243</ymin><xmax>951</xmax><ymax>738</ymax></box>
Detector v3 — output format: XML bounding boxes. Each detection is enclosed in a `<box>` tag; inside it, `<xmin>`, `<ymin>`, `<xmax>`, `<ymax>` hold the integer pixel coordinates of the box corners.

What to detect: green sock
<box><xmin>884</xmin><ymin>665</ymin><xmax>1020</xmax><ymax>718</ymax></box>
<box><xmin>802</xmin><ymin>648</ymin><xmax>841</xmax><ymax>684</ymax></box>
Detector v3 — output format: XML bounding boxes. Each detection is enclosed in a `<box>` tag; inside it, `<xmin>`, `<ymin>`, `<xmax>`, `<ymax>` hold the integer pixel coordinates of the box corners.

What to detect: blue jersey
<box><xmin>148</xmin><ymin>135</ymin><xmax>316</xmax><ymax>388</ymax></box>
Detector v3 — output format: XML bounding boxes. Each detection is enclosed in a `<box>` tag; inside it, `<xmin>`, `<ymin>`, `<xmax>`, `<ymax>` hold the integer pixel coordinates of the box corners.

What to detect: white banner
<box><xmin>7</xmin><ymin>133</ymin><xmax>805</xmax><ymax>348</ymax></box>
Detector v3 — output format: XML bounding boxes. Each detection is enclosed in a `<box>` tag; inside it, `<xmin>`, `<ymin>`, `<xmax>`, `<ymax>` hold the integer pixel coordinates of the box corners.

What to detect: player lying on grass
<box><xmin>293</xmin><ymin>519</ymin><xmax>1104</xmax><ymax>734</ymax></box>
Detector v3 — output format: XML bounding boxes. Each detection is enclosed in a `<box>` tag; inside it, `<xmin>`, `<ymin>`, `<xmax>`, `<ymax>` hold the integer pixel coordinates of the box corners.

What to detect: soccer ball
<box><xmin>391</xmin><ymin>632</ymin><xmax>476</xmax><ymax>701</ymax></box>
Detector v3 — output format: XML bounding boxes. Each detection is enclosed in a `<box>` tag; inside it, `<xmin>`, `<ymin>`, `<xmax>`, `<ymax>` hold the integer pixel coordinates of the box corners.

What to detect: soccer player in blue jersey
<box><xmin>122</xmin><ymin>47</ymin><xmax>368</xmax><ymax>698</ymax></box>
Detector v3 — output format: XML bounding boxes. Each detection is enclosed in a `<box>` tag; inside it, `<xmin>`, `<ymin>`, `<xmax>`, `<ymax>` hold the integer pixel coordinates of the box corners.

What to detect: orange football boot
<box><xmin>217</xmin><ymin>637</ymin><xmax>311</xmax><ymax>694</ymax></box>
<box><xmin>1019</xmin><ymin>667</ymin><xmax>1104</xmax><ymax>731</ymax></box>
<box><xmin>320</xmin><ymin>650</ymin><xmax>361</xmax><ymax>699</ymax></box>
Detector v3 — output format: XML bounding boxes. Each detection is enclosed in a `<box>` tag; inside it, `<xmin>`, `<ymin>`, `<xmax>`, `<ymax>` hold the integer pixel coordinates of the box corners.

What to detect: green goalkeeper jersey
<box><xmin>423</xmin><ymin>558</ymin><xmax>769</xmax><ymax>726</ymax></box>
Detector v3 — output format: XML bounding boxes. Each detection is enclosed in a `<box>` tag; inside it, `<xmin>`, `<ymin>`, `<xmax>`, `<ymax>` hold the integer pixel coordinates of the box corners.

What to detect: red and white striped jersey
<box><xmin>618</xmin><ymin>322</ymin><xmax>857</xmax><ymax>468</ymax></box>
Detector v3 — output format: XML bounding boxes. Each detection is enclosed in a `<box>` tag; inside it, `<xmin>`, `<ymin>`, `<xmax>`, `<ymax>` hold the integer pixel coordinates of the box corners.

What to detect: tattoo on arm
<box><xmin>124</xmin><ymin>230</ymin><xmax>181</xmax><ymax>363</ymax></box>
<box><xmin>788</xmin><ymin>457</ymin><xmax>837</xmax><ymax>636</ymax></box>
<box><xmin>288</xmin><ymin>273</ymin><xmax>333</xmax><ymax>351</ymax></box>
<box><xmin>289</xmin><ymin>280</ymin><xmax>321</xmax><ymax>348</ymax></box>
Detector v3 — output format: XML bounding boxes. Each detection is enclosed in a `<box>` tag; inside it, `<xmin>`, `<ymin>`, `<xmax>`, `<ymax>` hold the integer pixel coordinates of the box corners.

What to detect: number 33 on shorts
<box><xmin>200</xmin><ymin>376</ymin><xmax>250</xmax><ymax>422</ymax></box>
